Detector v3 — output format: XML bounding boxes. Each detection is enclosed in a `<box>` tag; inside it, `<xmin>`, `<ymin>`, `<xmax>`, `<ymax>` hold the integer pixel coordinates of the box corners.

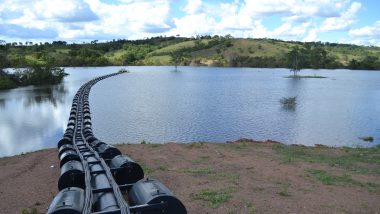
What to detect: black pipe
<box><xmin>110</xmin><ymin>155</ymin><xmax>144</xmax><ymax>185</ymax></box>
<box><xmin>58</xmin><ymin>160</ymin><xmax>85</xmax><ymax>190</ymax></box>
<box><xmin>86</xmin><ymin>156</ymin><xmax>120</xmax><ymax>212</ymax></box>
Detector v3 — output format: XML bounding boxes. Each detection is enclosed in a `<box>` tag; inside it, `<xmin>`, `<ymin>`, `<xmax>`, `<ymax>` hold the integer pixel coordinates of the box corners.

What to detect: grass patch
<box><xmin>191</xmin><ymin>189</ymin><xmax>233</xmax><ymax>208</ymax></box>
<box><xmin>225</xmin><ymin>142</ymin><xmax>251</xmax><ymax>151</ymax></box>
<box><xmin>184</xmin><ymin>167</ymin><xmax>240</xmax><ymax>184</ymax></box>
<box><xmin>243</xmin><ymin>201</ymin><xmax>256</xmax><ymax>214</ymax></box>
<box><xmin>185</xmin><ymin>167</ymin><xmax>215</xmax><ymax>176</ymax></box>
<box><xmin>186</xmin><ymin>142</ymin><xmax>207</xmax><ymax>149</ymax></box>
<box><xmin>157</xmin><ymin>165</ymin><xmax>168</xmax><ymax>171</ymax></box>
<box><xmin>272</xmin><ymin>144</ymin><xmax>380</xmax><ymax>175</ymax></box>
<box><xmin>191</xmin><ymin>159</ymin><xmax>203</xmax><ymax>165</ymax></box>
<box><xmin>218</xmin><ymin>172</ymin><xmax>240</xmax><ymax>185</ymax></box>
<box><xmin>278</xmin><ymin>185</ymin><xmax>291</xmax><ymax>197</ymax></box>
<box><xmin>307</xmin><ymin>169</ymin><xmax>354</xmax><ymax>185</ymax></box>
<box><xmin>191</xmin><ymin>156</ymin><xmax>210</xmax><ymax>165</ymax></box>
<box><xmin>21</xmin><ymin>208</ymin><xmax>38</xmax><ymax>214</ymax></box>
<box><xmin>147</xmin><ymin>144</ymin><xmax>161</xmax><ymax>148</ymax></box>
<box><xmin>306</xmin><ymin>169</ymin><xmax>379</xmax><ymax>192</ymax></box>
<box><xmin>141</xmin><ymin>164</ymin><xmax>155</xmax><ymax>175</ymax></box>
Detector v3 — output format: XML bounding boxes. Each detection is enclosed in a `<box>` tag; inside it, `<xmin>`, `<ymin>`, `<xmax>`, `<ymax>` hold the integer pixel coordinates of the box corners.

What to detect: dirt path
<box><xmin>1</xmin><ymin>141</ymin><xmax>379</xmax><ymax>214</ymax></box>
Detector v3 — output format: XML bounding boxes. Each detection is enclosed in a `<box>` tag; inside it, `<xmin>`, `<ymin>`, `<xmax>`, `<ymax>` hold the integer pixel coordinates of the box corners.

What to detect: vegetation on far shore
<box><xmin>0</xmin><ymin>59</ymin><xmax>67</xmax><ymax>90</ymax></box>
<box><xmin>1</xmin><ymin>36</ymin><xmax>380</xmax><ymax>70</ymax></box>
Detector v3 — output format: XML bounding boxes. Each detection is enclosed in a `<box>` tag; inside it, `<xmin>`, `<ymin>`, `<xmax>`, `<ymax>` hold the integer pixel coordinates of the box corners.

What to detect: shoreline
<box><xmin>0</xmin><ymin>140</ymin><xmax>379</xmax><ymax>213</ymax></box>
<box><xmin>2</xmin><ymin>138</ymin><xmax>377</xmax><ymax>159</ymax></box>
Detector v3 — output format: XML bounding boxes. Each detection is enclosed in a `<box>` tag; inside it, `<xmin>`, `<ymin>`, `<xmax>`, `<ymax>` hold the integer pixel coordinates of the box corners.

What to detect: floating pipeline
<box><xmin>48</xmin><ymin>72</ymin><xmax>187</xmax><ymax>214</ymax></box>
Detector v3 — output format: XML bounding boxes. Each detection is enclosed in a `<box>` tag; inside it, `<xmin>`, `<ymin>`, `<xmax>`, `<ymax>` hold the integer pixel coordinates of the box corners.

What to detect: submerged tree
<box><xmin>280</xmin><ymin>96</ymin><xmax>297</xmax><ymax>110</ymax></box>
<box><xmin>288</xmin><ymin>47</ymin><xmax>302</xmax><ymax>77</ymax></box>
<box><xmin>170</xmin><ymin>51</ymin><xmax>185</xmax><ymax>71</ymax></box>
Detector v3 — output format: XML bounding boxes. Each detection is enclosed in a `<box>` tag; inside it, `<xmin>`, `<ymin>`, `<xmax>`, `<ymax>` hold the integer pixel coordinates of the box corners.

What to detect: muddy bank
<box><xmin>0</xmin><ymin>141</ymin><xmax>379</xmax><ymax>214</ymax></box>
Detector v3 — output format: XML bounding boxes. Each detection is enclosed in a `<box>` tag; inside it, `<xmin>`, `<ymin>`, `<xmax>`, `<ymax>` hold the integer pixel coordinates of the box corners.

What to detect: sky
<box><xmin>0</xmin><ymin>0</ymin><xmax>380</xmax><ymax>46</ymax></box>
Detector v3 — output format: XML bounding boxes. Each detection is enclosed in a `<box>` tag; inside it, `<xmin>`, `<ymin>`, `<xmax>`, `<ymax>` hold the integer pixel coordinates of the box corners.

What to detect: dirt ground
<box><xmin>0</xmin><ymin>140</ymin><xmax>379</xmax><ymax>214</ymax></box>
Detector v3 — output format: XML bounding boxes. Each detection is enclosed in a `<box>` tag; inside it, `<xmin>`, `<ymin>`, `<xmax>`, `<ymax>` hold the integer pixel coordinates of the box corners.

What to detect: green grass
<box><xmin>185</xmin><ymin>167</ymin><xmax>215</xmax><ymax>176</ymax></box>
<box><xmin>152</xmin><ymin>40</ymin><xmax>196</xmax><ymax>54</ymax></box>
<box><xmin>278</xmin><ymin>184</ymin><xmax>291</xmax><ymax>197</ymax></box>
<box><xmin>184</xmin><ymin>166</ymin><xmax>240</xmax><ymax>184</ymax></box>
<box><xmin>157</xmin><ymin>165</ymin><xmax>168</xmax><ymax>171</ymax></box>
<box><xmin>307</xmin><ymin>169</ymin><xmax>354</xmax><ymax>185</ymax></box>
<box><xmin>191</xmin><ymin>156</ymin><xmax>210</xmax><ymax>165</ymax></box>
<box><xmin>191</xmin><ymin>189</ymin><xmax>233</xmax><ymax>208</ymax></box>
<box><xmin>186</xmin><ymin>142</ymin><xmax>207</xmax><ymax>149</ymax></box>
<box><xmin>306</xmin><ymin>169</ymin><xmax>379</xmax><ymax>192</ymax></box>
<box><xmin>147</xmin><ymin>143</ymin><xmax>162</xmax><ymax>148</ymax></box>
<box><xmin>141</xmin><ymin>164</ymin><xmax>155</xmax><ymax>175</ymax></box>
<box><xmin>225</xmin><ymin>142</ymin><xmax>252</xmax><ymax>151</ymax></box>
<box><xmin>272</xmin><ymin>144</ymin><xmax>380</xmax><ymax>175</ymax></box>
<box><xmin>142</xmin><ymin>55</ymin><xmax>171</xmax><ymax>65</ymax></box>
<box><xmin>20</xmin><ymin>208</ymin><xmax>38</xmax><ymax>214</ymax></box>
<box><xmin>244</xmin><ymin>201</ymin><xmax>256</xmax><ymax>214</ymax></box>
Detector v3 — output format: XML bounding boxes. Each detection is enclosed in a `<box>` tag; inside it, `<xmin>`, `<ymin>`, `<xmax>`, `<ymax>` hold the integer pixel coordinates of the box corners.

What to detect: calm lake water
<box><xmin>0</xmin><ymin>66</ymin><xmax>379</xmax><ymax>157</ymax></box>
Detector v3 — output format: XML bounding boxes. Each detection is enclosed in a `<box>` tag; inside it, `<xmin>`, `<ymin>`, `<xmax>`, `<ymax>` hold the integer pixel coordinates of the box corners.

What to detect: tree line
<box><xmin>1</xmin><ymin>36</ymin><xmax>380</xmax><ymax>70</ymax></box>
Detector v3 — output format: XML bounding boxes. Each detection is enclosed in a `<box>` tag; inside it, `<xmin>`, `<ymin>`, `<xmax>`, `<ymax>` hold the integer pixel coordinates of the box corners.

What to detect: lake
<box><xmin>0</xmin><ymin>66</ymin><xmax>379</xmax><ymax>157</ymax></box>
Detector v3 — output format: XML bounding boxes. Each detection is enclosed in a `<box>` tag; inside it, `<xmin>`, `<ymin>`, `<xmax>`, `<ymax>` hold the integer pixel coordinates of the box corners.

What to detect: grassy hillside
<box><xmin>1</xmin><ymin>36</ymin><xmax>380</xmax><ymax>70</ymax></box>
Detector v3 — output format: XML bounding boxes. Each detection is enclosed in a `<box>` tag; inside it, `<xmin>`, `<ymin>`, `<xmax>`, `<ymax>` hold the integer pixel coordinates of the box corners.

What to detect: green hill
<box><xmin>1</xmin><ymin>36</ymin><xmax>380</xmax><ymax>70</ymax></box>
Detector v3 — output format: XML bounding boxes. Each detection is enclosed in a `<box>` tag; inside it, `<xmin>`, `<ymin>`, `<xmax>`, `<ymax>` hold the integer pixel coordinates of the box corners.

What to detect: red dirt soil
<box><xmin>0</xmin><ymin>141</ymin><xmax>379</xmax><ymax>214</ymax></box>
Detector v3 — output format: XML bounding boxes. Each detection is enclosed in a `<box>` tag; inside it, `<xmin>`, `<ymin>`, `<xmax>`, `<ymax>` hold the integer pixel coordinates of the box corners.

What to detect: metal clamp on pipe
<box><xmin>47</xmin><ymin>187</ymin><xmax>85</xmax><ymax>214</ymax></box>
<box><xmin>58</xmin><ymin>160</ymin><xmax>85</xmax><ymax>191</ymax></box>
<box><xmin>96</xmin><ymin>144</ymin><xmax>121</xmax><ymax>160</ymax></box>
<box><xmin>57</xmin><ymin>137</ymin><xmax>72</xmax><ymax>149</ymax></box>
<box><xmin>59</xmin><ymin>150</ymin><xmax>81</xmax><ymax>168</ymax></box>
<box><xmin>58</xmin><ymin>144</ymin><xmax>75</xmax><ymax>158</ymax></box>
<box><xmin>129</xmin><ymin>178</ymin><xmax>187</xmax><ymax>214</ymax></box>
<box><xmin>110</xmin><ymin>155</ymin><xmax>144</xmax><ymax>185</ymax></box>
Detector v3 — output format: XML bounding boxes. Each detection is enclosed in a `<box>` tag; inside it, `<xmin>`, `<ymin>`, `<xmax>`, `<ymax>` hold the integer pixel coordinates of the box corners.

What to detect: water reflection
<box><xmin>22</xmin><ymin>84</ymin><xmax>67</xmax><ymax>107</ymax></box>
<box><xmin>0</xmin><ymin>98</ymin><xmax>5</xmax><ymax>108</ymax></box>
<box><xmin>1</xmin><ymin>66</ymin><xmax>379</xmax><ymax>157</ymax></box>
<box><xmin>0</xmin><ymin>66</ymin><xmax>121</xmax><ymax>157</ymax></box>
<box><xmin>91</xmin><ymin>67</ymin><xmax>380</xmax><ymax>148</ymax></box>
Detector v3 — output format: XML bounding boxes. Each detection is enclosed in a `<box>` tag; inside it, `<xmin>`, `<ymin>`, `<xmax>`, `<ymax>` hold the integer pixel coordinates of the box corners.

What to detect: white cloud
<box><xmin>320</xmin><ymin>2</ymin><xmax>361</xmax><ymax>32</ymax></box>
<box><xmin>172</xmin><ymin>13</ymin><xmax>216</xmax><ymax>36</ymax></box>
<box><xmin>349</xmin><ymin>20</ymin><xmax>380</xmax><ymax>37</ymax></box>
<box><xmin>348</xmin><ymin>20</ymin><xmax>380</xmax><ymax>46</ymax></box>
<box><xmin>33</xmin><ymin>0</ymin><xmax>97</xmax><ymax>22</ymax></box>
<box><xmin>0</xmin><ymin>0</ymin><xmax>172</xmax><ymax>40</ymax></box>
<box><xmin>76</xmin><ymin>0</ymin><xmax>171</xmax><ymax>39</ymax></box>
<box><xmin>183</xmin><ymin>0</ymin><xmax>203</xmax><ymax>14</ymax></box>
<box><xmin>0</xmin><ymin>0</ymin><xmax>375</xmax><ymax>46</ymax></box>
<box><xmin>303</xmin><ymin>29</ymin><xmax>318</xmax><ymax>41</ymax></box>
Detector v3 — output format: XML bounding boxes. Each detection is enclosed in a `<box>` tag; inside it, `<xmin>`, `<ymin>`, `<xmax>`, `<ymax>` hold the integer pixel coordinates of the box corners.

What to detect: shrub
<box><xmin>118</xmin><ymin>68</ymin><xmax>129</xmax><ymax>73</ymax></box>
<box><xmin>280</xmin><ymin>96</ymin><xmax>297</xmax><ymax>107</ymax></box>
